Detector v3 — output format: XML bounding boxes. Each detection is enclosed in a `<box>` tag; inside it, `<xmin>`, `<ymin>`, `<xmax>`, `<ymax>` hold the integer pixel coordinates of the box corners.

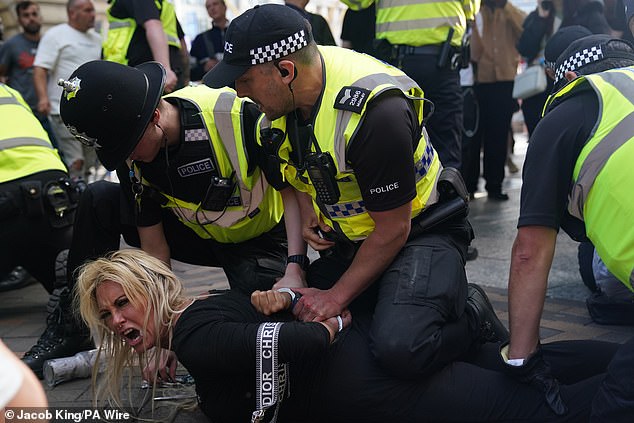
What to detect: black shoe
<box><xmin>488</xmin><ymin>191</ymin><xmax>509</xmax><ymax>201</ymax></box>
<box><xmin>21</xmin><ymin>287</ymin><xmax>94</xmax><ymax>378</ymax></box>
<box><xmin>0</xmin><ymin>266</ymin><xmax>34</xmax><ymax>292</ymax></box>
<box><xmin>466</xmin><ymin>246</ymin><xmax>478</xmax><ymax>261</ymax></box>
<box><xmin>467</xmin><ymin>283</ymin><xmax>509</xmax><ymax>344</ymax></box>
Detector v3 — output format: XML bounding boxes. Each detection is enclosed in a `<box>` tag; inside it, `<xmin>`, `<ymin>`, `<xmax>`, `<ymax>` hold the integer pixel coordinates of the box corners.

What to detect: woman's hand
<box><xmin>320</xmin><ymin>309</ymin><xmax>352</xmax><ymax>343</ymax></box>
<box><xmin>142</xmin><ymin>348</ymin><xmax>178</xmax><ymax>384</ymax></box>
<box><xmin>251</xmin><ymin>290</ymin><xmax>293</xmax><ymax>315</ymax></box>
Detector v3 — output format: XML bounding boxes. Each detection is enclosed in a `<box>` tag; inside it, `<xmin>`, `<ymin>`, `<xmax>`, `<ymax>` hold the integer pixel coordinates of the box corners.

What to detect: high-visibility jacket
<box><xmin>103</xmin><ymin>0</ymin><xmax>181</xmax><ymax>65</ymax></box>
<box><xmin>0</xmin><ymin>84</ymin><xmax>66</xmax><ymax>183</ymax></box>
<box><xmin>257</xmin><ymin>46</ymin><xmax>441</xmax><ymax>241</ymax></box>
<box><xmin>544</xmin><ymin>67</ymin><xmax>634</xmax><ymax>291</ymax></box>
<box><xmin>341</xmin><ymin>0</ymin><xmax>479</xmax><ymax>48</ymax></box>
<box><xmin>132</xmin><ymin>86</ymin><xmax>284</xmax><ymax>244</ymax></box>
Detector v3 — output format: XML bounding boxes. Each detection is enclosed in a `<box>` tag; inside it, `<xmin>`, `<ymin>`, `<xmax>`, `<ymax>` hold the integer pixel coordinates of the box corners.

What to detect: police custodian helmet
<box><xmin>59</xmin><ymin>60</ymin><xmax>166</xmax><ymax>171</ymax></box>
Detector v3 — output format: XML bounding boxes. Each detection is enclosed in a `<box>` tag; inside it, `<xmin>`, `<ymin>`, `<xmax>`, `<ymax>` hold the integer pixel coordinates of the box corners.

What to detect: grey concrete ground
<box><xmin>2</xmin><ymin>131</ymin><xmax>633</xmax><ymax>422</ymax></box>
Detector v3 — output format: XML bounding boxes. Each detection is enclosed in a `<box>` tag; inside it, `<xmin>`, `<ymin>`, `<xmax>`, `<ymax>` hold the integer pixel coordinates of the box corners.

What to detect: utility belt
<box><xmin>408</xmin><ymin>167</ymin><xmax>469</xmax><ymax>241</ymax></box>
<box><xmin>0</xmin><ymin>172</ymin><xmax>84</xmax><ymax>228</ymax></box>
<box><xmin>321</xmin><ymin>167</ymin><xmax>469</xmax><ymax>261</ymax></box>
<box><xmin>375</xmin><ymin>28</ymin><xmax>471</xmax><ymax>70</ymax></box>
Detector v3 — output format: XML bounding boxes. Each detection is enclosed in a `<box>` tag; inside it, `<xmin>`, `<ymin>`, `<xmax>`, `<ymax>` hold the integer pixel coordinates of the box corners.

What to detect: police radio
<box><xmin>202</xmin><ymin>171</ymin><xmax>236</xmax><ymax>211</ymax></box>
<box><xmin>304</xmin><ymin>125</ymin><xmax>340</xmax><ymax>205</ymax></box>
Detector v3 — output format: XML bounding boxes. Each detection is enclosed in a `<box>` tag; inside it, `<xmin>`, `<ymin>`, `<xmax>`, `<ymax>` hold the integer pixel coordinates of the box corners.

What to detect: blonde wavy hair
<box><xmin>74</xmin><ymin>249</ymin><xmax>188</xmax><ymax>409</ymax></box>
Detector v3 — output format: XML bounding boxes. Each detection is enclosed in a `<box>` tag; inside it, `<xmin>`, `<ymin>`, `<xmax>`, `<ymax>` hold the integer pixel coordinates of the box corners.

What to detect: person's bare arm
<box><xmin>179</xmin><ymin>36</ymin><xmax>190</xmax><ymax>86</ymax></box>
<box><xmin>507</xmin><ymin>225</ymin><xmax>557</xmax><ymax>359</ymax></box>
<box><xmin>143</xmin><ymin>19</ymin><xmax>177</xmax><ymax>92</ymax></box>
<box><xmin>294</xmin><ymin>201</ymin><xmax>411</xmax><ymax>321</ymax></box>
<box><xmin>32</xmin><ymin>66</ymin><xmax>50</xmax><ymax>116</ymax></box>
<box><xmin>0</xmin><ymin>340</ymin><xmax>48</xmax><ymax>417</ymax></box>
<box><xmin>138</xmin><ymin>222</ymin><xmax>171</xmax><ymax>267</ymax></box>
<box><xmin>273</xmin><ymin>187</ymin><xmax>309</xmax><ymax>289</ymax></box>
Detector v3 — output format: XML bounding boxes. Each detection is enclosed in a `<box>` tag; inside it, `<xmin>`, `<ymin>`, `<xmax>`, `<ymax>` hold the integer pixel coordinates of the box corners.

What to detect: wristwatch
<box><xmin>286</xmin><ymin>254</ymin><xmax>310</xmax><ymax>271</ymax></box>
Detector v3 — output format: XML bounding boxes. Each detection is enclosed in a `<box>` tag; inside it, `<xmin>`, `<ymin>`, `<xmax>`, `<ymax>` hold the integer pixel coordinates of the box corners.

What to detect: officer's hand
<box><xmin>320</xmin><ymin>309</ymin><xmax>352</xmax><ymax>342</ymax></box>
<box><xmin>500</xmin><ymin>342</ymin><xmax>568</xmax><ymax>415</ymax></box>
<box><xmin>292</xmin><ymin>287</ymin><xmax>343</xmax><ymax>322</ymax></box>
<box><xmin>251</xmin><ymin>290</ymin><xmax>293</xmax><ymax>315</ymax></box>
<box><xmin>302</xmin><ymin>216</ymin><xmax>335</xmax><ymax>252</ymax></box>
<box><xmin>164</xmin><ymin>69</ymin><xmax>178</xmax><ymax>93</ymax></box>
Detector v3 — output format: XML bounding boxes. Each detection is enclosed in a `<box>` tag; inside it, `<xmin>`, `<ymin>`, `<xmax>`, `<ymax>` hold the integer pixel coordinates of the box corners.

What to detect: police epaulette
<box><xmin>333</xmin><ymin>86</ymin><xmax>371</xmax><ymax>114</ymax></box>
<box><xmin>180</xmin><ymin>99</ymin><xmax>206</xmax><ymax>130</ymax></box>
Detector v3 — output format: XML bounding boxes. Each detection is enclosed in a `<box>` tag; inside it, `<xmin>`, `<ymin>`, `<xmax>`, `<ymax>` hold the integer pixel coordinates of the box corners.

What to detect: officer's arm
<box><xmin>33</xmin><ymin>66</ymin><xmax>50</xmax><ymax>115</ymax></box>
<box><xmin>143</xmin><ymin>19</ymin><xmax>177</xmax><ymax>92</ymax></box>
<box><xmin>273</xmin><ymin>187</ymin><xmax>309</xmax><ymax>289</ymax></box>
<box><xmin>507</xmin><ymin>225</ymin><xmax>557</xmax><ymax>360</ymax></box>
<box><xmin>138</xmin><ymin>222</ymin><xmax>171</xmax><ymax>268</ymax></box>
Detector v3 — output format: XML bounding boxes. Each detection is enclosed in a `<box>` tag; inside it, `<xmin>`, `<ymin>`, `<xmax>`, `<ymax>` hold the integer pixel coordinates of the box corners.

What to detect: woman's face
<box><xmin>96</xmin><ymin>280</ymin><xmax>156</xmax><ymax>353</ymax></box>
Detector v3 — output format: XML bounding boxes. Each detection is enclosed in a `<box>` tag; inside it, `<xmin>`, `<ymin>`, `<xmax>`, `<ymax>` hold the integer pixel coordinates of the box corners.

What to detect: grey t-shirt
<box><xmin>0</xmin><ymin>34</ymin><xmax>39</xmax><ymax>112</ymax></box>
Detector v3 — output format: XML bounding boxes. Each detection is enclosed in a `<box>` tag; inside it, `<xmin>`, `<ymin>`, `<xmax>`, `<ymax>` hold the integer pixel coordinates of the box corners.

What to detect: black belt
<box><xmin>397</xmin><ymin>45</ymin><xmax>442</xmax><ymax>56</ymax></box>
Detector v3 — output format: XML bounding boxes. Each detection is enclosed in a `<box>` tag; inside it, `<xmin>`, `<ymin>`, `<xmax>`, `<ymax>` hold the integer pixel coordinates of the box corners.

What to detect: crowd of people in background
<box><xmin>2</xmin><ymin>0</ymin><xmax>634</xmax><ymax>421</ymax></box>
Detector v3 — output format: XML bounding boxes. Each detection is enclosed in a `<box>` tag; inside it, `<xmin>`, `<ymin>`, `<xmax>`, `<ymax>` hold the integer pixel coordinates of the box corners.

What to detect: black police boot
<box><xmin>467</xmin><ymin>283</ymin><xmax>509</xmax><ymax>344</ymax></box>
<box><xmin>0</xmin><ymin>266</ymin><xmax>34</xmax><ymax>292</ymax></box>
<box><xmin>21</xmin><ymin>286</ymin><xmax>94</xmax><ymax>378</ymax></box>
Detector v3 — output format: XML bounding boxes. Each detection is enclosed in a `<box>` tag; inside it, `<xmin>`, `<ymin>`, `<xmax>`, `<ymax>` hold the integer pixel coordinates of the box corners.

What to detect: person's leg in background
<box><xmin>461</xmin><ymin>86</ymin><xmax>481</xmax><ymax>198</ymax></box>
<box><xmin>506</xmin><ymin>128</ymin><xmax>519</xmax><ymax>174</ymax></box>
<box><xmin>520</xmin><ymin>89</ymin><xmax>549</xmax><ymax>138</ymax></box>
<box><xmin>477</xmin><ymin>81</ymin><xmax>514</xmax><ymax>201</ymax></box>
<box><xmin>18</xmin><ymin>171</ymin><xmax>93</xmax><ymax>377</ymax></box>
<box><xmin>400</xmin><ymin>55</ymin><xmax>463</xmax><ymax>169</ymax></box>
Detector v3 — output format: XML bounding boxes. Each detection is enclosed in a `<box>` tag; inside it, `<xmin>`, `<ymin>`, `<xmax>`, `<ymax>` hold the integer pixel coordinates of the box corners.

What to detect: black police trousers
<box><xmin>0</xmin><ymin>170</ymin><xmax>73</xmax><ymax>292</ymax></box>
<box><xmin>67</xmin><ymin>181</ymin><xmax>288</xmax><ymax>295</ymax></box>
<box><xmin>591</xmin><ymin>335</ymin><xmax>634</xmax><ymax>422</ymax></box>
<box><xmin>401</xmin><ymin>54</ymin><xmax>463</xmax><ymax>169</ymax></box>
<box><xmin>322</xmin><ymin>324</ymin><xmax>619</xmax><ymax>423</ymax></box>
<box><xmin>308</xmin><ymin>214</ymin><xmax>477</xmax><ymax>379</ymax></box>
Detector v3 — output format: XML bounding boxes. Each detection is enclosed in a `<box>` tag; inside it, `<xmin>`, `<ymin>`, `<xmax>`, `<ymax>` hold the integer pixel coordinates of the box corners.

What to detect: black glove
<box><xmin>500</xmin><ymin>342</ymin><xmax>568</xmax><ymax>416</ymax></box>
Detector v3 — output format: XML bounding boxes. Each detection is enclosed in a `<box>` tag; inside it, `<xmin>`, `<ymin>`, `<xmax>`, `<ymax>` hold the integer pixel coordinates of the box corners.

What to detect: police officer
<box><xmin>341</xmin><ymin>0</ymin><xmax>477</xmax><ymax>171</ymax></box>
<box><xmin>59</xmin><ymin>60</ymin><xmax>306</xmax><ymax>297</ymax></box>
<box><xmin>204</xmin><ymin>4</ymin><xmax>507</xmax><ymax>379</ymax></box>
<box><xmin>103</xmin><ymin>0</ymin><xmax>188</xmax><ymax>92</ymax></box>
<box><xmin>0</xmin><ymin>83</ymin><xmax>91</xmax><ymax>377</ymax></box>
<box><xmin>504</xmin><ymin>35</ymin><xmax>634</xmax><ymax>419</ymax></box>
<box><xmin>342</xmin><ymin>0</ymin><xmax>480</xmax><ymax>260</ymax></box>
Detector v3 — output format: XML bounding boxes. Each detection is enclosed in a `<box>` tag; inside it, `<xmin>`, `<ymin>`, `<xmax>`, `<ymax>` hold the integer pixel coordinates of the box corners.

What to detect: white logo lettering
<box><xmin>224</xmin><ymin>41</ymin><xmax>233</xmax><ymax>54</ymax></box>
<box><xmin>369</xmin><ymin>182</ymin><xmax>400</xmax><ymax>195</ymax></box>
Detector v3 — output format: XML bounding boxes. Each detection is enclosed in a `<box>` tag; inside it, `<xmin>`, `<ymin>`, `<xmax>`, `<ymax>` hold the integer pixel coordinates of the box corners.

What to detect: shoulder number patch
<box><xmin>334</xmin><ymin>86</ymin><xmax>371</xmax><ymax>113</ymax></box>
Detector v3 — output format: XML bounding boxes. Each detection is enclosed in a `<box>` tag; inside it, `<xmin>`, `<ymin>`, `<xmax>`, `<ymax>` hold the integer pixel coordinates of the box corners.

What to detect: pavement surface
<box><xmin>2</xmin><ymin>131</ymin><xmax>634</xmax><ymax>422</ymax></box>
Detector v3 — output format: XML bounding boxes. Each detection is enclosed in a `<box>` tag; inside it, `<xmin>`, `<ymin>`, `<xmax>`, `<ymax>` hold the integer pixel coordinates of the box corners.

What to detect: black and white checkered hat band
<box><xmin>555</xmin><ymin>45</ymin><xmax>604</xmax><ymax>83</ymax></box>
<box><xmin>250</xmin><ymin>30</ymin><xmax>308</xmax><ymax>65</ymax></box>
